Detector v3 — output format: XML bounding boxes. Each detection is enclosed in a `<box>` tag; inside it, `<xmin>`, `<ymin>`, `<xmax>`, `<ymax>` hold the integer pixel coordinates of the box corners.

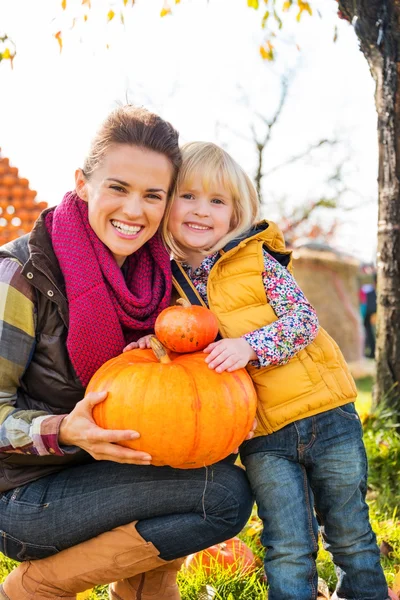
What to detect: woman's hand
<box><xmin>59</xmin><ymin>391</ymin><xmax>152</xmax><ymax>465</ymax></box>
<box><xmin>123</xmin><ymin>334</ymin><xmax>154</xmax><ymax>352</ymax></box>
<box><xmin>203</xmin><ymin>338</ymin><xmax>257</xmax><ymax>372</ymax></box>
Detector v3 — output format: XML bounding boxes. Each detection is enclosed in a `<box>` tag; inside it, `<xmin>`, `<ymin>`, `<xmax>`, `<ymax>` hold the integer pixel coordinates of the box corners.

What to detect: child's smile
<box><xmin>168</xmin><ymin>174</ymin><xmax>233</xmax><ymax>266</ymax></box>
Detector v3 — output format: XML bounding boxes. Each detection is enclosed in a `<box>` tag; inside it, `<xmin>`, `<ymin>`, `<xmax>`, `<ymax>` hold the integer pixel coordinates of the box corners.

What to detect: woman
<box><xmin>0</xmin><ymin>106</ymin><xmax>254</xmax><ymax>600</ymax></box>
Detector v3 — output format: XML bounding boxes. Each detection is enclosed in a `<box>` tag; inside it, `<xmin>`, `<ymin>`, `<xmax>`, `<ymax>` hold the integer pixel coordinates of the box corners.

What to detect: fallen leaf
<box><xmin>317</xmin><ymin>576</ymin><xmax>330</xmax><ymax>599</ymax></box>
<box><xmin>392</xmin><ymin>570</ymin><xmax>400</xmax><ymax>596</ymax></box>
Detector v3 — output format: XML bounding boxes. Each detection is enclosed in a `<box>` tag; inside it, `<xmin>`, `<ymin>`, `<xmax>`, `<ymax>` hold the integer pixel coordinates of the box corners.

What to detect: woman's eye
<box><xmin>110</xmin><ymin>184</ymin><xmax>125</xmax><ymax>193</ymax></box>
<box><xmin>146</xmin><ymin>194</ymin><xmax>162</xmax><ymax>200</ymax></box>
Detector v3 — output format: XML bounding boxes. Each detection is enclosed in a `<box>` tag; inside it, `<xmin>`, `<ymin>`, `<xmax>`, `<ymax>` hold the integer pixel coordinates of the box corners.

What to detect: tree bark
<box><xmin>338</xmin><ymin>0</ymin><xmax>400</xmax><ymax>412</ymax></box>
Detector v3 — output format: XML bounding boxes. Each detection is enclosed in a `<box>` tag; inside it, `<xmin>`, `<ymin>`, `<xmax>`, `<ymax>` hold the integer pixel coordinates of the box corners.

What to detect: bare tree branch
<box><xmin>263</xmin><ymin>139</ymin><xmax>340</xmax><ymax>178</ymax></box>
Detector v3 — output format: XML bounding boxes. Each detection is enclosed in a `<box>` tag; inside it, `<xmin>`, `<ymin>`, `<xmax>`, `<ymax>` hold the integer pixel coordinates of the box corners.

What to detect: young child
<box><xmin>127</xmin><ymin>142</ymin><xmax>388</xmax><ymax>600</ymax></box>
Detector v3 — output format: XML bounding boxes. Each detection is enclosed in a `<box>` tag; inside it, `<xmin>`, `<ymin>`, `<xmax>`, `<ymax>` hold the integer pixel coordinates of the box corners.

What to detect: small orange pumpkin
<box><xmin>155</xmin><ymin>298</ymin><xmax>219</xmax><ymax>353</ymax></box>
<box><xmin>88</xmin><ymin>337</ymin><xmax>257</xmax><ymax>469</ymax></box>
<box><xmin>184</xmin><ymin>537</ymin><xmax>258</xmax><ymax>575</ymax></box>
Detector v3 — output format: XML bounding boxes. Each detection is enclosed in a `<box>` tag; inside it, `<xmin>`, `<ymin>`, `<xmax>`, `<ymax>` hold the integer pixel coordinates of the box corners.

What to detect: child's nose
<box><xmin>194</xmin><ymin>199</ymin><xmax>210</xmax><ymax>217</ymax></box>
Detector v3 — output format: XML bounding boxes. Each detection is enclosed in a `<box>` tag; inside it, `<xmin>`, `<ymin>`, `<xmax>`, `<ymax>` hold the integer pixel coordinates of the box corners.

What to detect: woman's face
<box><xmin>75</xmin><ymin>144</ymin><xmax>173</xmax><ymax>266</ymax></box>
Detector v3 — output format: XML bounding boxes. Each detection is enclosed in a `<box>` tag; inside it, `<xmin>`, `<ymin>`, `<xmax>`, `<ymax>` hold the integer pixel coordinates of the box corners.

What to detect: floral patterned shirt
<box><xmin>182</xmin><ymin>249</ymin><xmax>319</xmax><ymax>367</ymax></box>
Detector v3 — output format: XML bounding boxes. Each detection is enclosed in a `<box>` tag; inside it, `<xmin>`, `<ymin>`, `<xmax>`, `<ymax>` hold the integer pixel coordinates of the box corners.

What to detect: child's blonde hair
<box><xmin>163</xmin><ymin>141</ymin><xmax>260</xmax><ymax>261</ymax></box>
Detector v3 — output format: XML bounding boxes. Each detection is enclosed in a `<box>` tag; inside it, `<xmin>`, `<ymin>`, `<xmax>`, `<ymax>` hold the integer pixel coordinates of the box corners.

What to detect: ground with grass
<box><xmin>1</xmin><ymin>376</ymin><xmax>399</xmax><ymax>599</ymax></box>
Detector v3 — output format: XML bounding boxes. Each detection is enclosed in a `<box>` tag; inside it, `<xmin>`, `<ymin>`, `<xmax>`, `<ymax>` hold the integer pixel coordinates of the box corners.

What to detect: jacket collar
<box><xmin>221</xmin><ymin>221</ymin><xmax>270</xmax><ymax>253</ymax></box>
<box><xmin>24</xmin><ymin>207</ymin><xmax>66</xmax><ymax>298</ymax></box>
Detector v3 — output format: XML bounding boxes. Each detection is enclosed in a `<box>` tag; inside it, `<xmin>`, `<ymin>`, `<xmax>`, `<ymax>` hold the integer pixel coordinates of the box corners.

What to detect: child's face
<box><xmin>169</xmin><ymin>174</ymin><xmax>234</xmax><ymax>261</ymax></box>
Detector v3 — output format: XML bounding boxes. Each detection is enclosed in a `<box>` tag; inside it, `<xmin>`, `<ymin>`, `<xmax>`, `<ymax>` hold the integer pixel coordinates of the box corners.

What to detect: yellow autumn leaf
<box><xmin>176</xmin><ymin>0</ymin><xmax>181</xmax><ymax>3</ymax></box>
<box><xmin>160</xmin><ymin>7</ymin><xmax>172</xmax><ymax>17</ymax></box>
<box><xmin>107</xmin><ymin>9</ymin><xmax>115</xmax><ymax>21</ymax></box>
<box><xmin>82</xmin><ymin>0</ymin><xmax>91</xmax><ymax>7</ymax></box>
<box><xmin>259</xmin><ymin>40</ymin><xmax>274</xmax><ymax>61</ymax></box>
<box><xmin>2</xmin><ymin>48</ymin><xmax>11</xmax><ymax>59</ymax></box>
<box><xmin>120</xmin><ymin>12</ymin><xmax>125</xmax><ymax>24</ymax></box>
<box><xmin>124</xmin><ymin>0</ymin><xmax>128</xmax><ymax>4</ymax></box>
<box><xmin>282</xmin><ymin>0</ymin><xmax>292</xmax><ymax>10</ymax></box>
<box><xmin>54</xmin><ymin>31</ymin><xmax>63</xmax><ymax>53</ymax></box>
<box><xmin>355</xmin><ymin>393</ymin><xmax>372</xmax><ymax>423</ymax></box>
<box><xmin>392</xmin><ymin>570</ymin><xmax>400</xmax><ymax>596</ymax></box>
<box><xmin>378</xmin><ymin>442</ymin><xmax>390</xmax><ymax>459</ymax></box>
<box><xmin>247</xmin><ymin>0</ymin><xmax>259</xmax><ymax>8</ymax></box>
<box><xmin>246</xmin><ymin>525</ymin><xmax>262</xmax><ymax>537</ymax></box>
<box><xmin>297</xmin><ymin>0</ymin><xmax>312</xmax><ymax>18</ymax></box>
<box><xmin>61</xmin><ymin>0</ymin><xmax>67</xmax><ymax>9</ymax></box>
<box><xmin>261</xmin><ymin>10</ymin><xmax>270</xmax><ymax>28</ymax></box>
<box><xmin>84</xmin><ymin>14</ymin><xmax>88</xmax><ymax>21</ymax></box>
<box><xmin>77</xmin><ymin>590</ymin><xmax>92</xmax><ymax>600</ymax></box>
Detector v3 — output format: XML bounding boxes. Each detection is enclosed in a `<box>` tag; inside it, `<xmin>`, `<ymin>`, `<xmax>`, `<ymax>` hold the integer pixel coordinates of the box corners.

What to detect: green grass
<box><xmin>1</xmin><ymin>375</ymin><xmax>399</xmax><ymax>599</ymax></box>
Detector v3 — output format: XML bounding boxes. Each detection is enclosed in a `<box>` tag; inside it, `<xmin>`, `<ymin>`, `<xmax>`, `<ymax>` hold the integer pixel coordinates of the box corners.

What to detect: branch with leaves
<box><xmin>0</xmin><ymin>0</ymin><xmax>321</xmax><ymax>66</ymax></box>
<box><xmin>0</xmin><ymin>35</ymin><xmax>16</xmax><ymax>66</ymax></box>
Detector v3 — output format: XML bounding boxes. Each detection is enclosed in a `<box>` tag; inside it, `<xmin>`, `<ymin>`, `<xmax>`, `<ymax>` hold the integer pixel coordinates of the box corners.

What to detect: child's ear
<box><xmin>75</xmin><ymin>169</ymin><xmax>88</xmax><ymax>202</ymax></box>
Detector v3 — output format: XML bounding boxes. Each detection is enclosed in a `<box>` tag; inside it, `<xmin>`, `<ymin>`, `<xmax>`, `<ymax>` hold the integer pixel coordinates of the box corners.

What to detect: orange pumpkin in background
<box><xmin>184</xmin><ymin>537</ymin><xmax>258</xmax><ymax>575</ymax></box>
<box><xmin>88</xmin><ymin>337</ymin><xmax>257</xmax><ymax>469</ymax></box>
<box><xmin>155</xmin><ymin>298</ymin><xmax>219</xmax><ymax>353</ymax></box>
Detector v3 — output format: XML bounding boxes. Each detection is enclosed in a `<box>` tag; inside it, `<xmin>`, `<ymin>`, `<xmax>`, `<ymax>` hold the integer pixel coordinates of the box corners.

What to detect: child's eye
<box><xmin>181</xmin><ymin>193</ymin><xmax>195</xmax><ymax>200</ymax></box>
<box><xmin>211</xmin><ymin>198</ymin><xmax>224</xmax><ymax>204</ymax></box>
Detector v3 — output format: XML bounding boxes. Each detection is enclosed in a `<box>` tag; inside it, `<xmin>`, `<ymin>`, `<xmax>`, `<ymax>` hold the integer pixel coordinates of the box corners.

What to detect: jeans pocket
<box><xmin>3</xmin><ymin>485</ymin><xmax>50</xmax><ymax>510</ymax></box>
<box><xmin>334</xmin><ymin>402</ymin><xmax>360</xmax><ymax>421</ymax></box>
<box><xmin>0</xmin><ymin>529</ymin><xmax>59</xmax><ymax>561</ymax></box>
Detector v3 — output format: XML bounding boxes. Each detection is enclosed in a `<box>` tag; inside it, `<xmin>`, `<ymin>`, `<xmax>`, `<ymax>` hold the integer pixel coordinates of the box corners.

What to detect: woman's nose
<box><xmin>123</xmin><ymin>194</ymin><xmax>143</xmax><ymax>218</ymax></box>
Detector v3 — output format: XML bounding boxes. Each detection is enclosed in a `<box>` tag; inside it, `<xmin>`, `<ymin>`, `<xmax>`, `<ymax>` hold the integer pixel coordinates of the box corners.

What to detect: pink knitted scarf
<box><xmin>45</xmin><ymin>191</ymin><xmax>172</xmax><ymax>387</ymax></box>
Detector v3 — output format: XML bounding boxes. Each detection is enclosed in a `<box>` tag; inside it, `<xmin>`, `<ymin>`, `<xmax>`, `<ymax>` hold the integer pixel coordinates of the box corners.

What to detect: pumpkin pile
<box><xmin>0</xmin><ymin>150</ymin><xmax>48</xmax><ymax>245</ymax></box>
<box><xmin>88</xmin><ymin>302</ymin><xmax>257</xmax><ymax>469</ymax></box>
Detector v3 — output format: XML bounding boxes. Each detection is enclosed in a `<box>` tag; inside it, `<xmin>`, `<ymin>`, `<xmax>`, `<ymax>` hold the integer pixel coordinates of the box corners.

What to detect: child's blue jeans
<box><xmin>241</xmin><ymin>402</ymin><xmax>388</xmax><ymax>600</ymax></box>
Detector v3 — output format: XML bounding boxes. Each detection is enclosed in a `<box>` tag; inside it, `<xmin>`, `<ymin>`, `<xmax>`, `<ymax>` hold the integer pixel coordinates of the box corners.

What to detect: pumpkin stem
<box><xmin>176</xmin><ymin>298</ymin><xmax>191</xmax><ymax>308</ymax></box>
<box><xmin>150</xmin><ymin>336</ymin><xmax>172</xmax><ymax>364</ymax></box>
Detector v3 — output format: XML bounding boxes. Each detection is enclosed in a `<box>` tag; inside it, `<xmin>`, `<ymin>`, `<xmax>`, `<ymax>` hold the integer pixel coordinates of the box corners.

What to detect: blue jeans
<box><xmin>241</xmin><ymin>403</ymin><xmax>388</xmax><ymax>600</ymax></box>
<box><xmin>0</xmin><ymin>459</ymin><xmax>253</xmax><ymax>562</ymax></box>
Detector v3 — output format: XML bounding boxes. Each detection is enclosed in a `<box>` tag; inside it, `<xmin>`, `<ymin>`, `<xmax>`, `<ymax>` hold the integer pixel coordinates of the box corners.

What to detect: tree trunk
<box><xmin>338</xmin><ymin>0</ymin><xmax>400</xmax><ymax>413</ymax></box>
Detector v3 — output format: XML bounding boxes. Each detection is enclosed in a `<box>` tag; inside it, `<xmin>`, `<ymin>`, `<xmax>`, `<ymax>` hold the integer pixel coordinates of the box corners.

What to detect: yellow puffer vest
<box><xmin>172</xmin><ymin>220</ymin><xmax>357</xmax><ymax>437</ymax></box>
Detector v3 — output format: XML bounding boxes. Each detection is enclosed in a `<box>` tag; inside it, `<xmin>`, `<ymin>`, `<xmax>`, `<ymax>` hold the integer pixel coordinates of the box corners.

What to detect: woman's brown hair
<box><xmin>83</xmin><ymin>105</ymin><xmax>181</xmax><ymax>197</ymax></box>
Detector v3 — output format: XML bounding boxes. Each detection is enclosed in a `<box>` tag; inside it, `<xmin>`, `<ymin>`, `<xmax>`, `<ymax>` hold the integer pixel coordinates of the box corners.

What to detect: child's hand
<box><xmin>123</xmin><ymin>335</ymin><xmax>154</xmax><ymax>352</ymax></box>
<box><xmin>203</xmin><ymin>338</ymin><xmax>257</xmax><ymax>372</ymax></box>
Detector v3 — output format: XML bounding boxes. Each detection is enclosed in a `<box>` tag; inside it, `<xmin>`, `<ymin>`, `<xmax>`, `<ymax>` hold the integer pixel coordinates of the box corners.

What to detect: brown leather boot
<box><xmin>109</xmin><ymin>558</ymin><xmax>185</xmax><ymax>599</ymax></box>
<box><xmin>0</xmin><ymin>522</ymin><xmax>168</xmax><ymax>600</ymax></box>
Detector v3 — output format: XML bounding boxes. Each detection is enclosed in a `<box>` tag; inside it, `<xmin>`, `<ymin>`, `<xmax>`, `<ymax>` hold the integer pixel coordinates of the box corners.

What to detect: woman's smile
<box><xmin>110</xmin><ymin>219</ymin><xmax>144</xmax><ymax>239</ymax></box>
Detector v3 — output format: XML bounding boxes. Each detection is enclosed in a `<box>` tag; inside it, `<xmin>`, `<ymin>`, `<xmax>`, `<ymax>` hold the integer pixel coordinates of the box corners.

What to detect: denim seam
<box><xmin>301</xmin><ymin>464</ymin><xmax>318</xmax><ymax>599</ymax></box>
<box><xmin>334</xmin><ymin>405</ymin><xmax>360</xmax><ymax>421</ymax></box>
<box><xmin>294</xmin><ymin>419</ymin><xmax>317</xmax><ymax>457</ymax></box>
<box><xmin>193</xmin><ymin>483</ymin><xmax>239</xmax><ymax>535</ymax></box>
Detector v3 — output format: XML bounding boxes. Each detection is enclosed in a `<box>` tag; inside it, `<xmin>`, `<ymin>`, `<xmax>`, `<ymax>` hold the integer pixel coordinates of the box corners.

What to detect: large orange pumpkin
<box><xmin>184</xmin><ymin>537</ymin><xmax>258</xmax><ymax>575</ymax></box>
<box><xmin>155</xmin><ymin>298</ymin><xmax>219</xmax><ymax>353</ymax></box>
<box><xmin>87</xmin><ymin>338</ymin><xmax>257</xmax><ymax>469</ymax></box>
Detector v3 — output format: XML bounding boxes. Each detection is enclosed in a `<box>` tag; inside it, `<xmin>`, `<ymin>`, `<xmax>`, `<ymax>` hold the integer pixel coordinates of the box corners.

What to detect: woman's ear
<box><xmin>75</xmin><ymin>169</ymin><xmax>88</xmax><ymax>202</ymax></box>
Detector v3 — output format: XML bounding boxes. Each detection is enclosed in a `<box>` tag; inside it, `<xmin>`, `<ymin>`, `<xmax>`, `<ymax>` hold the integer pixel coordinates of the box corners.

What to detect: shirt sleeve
<box><xmin>0</xmin><ymin>257</ymin><xmax>75</xmax><ymax>456</ymax></box>
<box><xmin>243</xmin><ymin>249</ymin><xmax>319</xmax><ymax>367</ymax></box>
